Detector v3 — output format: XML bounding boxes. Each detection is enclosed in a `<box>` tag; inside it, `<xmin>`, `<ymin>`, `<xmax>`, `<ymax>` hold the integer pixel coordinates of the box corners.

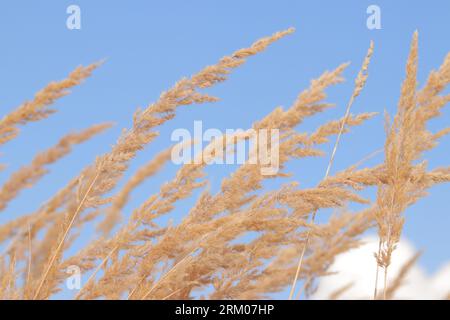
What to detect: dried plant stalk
<box><xmin>31</xmin><ymin>28</ymin><xmax>295</xmax><ymax>300</ymax></box>
<box><xmin>289</xmin><ymin>41</ymin><xmax>374</xmax><ymax>300</ymax></box>
<box><xmin>0</xmin><ymin>27</ymin><xmax>448</xmax><ymax>301</ymax></box>
<box><xmin>374</xmin><ymin>31</ymin><xmax>450</xmax><ymax>299</ymax></box>
<box><xmin>0</xmin><ymin>123</ymin><xmax>111</xmax><ymax>212</ymax></box>
<box><xmin>0</xmin><ymin>63</ymin><xmax>101</xmax><ymax>146</ymax></box>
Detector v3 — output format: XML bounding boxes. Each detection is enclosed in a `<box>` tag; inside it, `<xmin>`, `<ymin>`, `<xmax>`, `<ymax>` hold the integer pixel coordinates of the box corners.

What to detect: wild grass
<box><xmin>0</xmin><ymin>28</ymin><xmax>448</xmax><ymax>300</ymax></box>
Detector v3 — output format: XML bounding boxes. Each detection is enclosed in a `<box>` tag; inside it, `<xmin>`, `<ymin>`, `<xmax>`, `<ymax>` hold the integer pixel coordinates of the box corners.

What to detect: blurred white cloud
<box><xmin>312</xmin><ymin>236</ymin><xmax>450</xmax><ymax>300</ymax></box>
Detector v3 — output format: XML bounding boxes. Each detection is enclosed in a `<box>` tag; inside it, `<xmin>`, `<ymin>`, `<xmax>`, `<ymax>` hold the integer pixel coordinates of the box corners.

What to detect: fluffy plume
<box><xmin>0</xmin><ymin>29</ymin><xmax>448</xmax><ymax>302</ymax></box>
<box><xmin>0</xmin><ymin>64</ymin><xmax>100</xmax><ymax>146</ymax></box>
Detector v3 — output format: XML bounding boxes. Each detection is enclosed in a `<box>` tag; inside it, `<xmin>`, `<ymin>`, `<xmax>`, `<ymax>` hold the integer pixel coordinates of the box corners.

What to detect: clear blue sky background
<box><xmin>0</xmin><ymin>1</ymin><xmax>449</xmax><ymax>299</ymax></box>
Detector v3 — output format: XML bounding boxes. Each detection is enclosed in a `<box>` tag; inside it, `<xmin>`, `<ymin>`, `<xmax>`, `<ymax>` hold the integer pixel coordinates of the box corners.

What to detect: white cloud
<box><xmin>312</xmin><ymin>236</ymin><xmax>450</xmax><ymax>299</ymax></box>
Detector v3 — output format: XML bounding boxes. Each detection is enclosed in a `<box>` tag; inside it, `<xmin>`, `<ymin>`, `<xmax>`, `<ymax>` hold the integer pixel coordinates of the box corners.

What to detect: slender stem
<box><xmin>295</xmin><ymin>276</ymin><xmax>312</xmax><ymax>300</ymax></box>
<box><xmin>138</xmin><ymin>214</ymin><xmax>251</xmax><ymax>300</ymax></box>
<box><xmin>373</xmin><ymin>239</ymin><xmax>381</xmax><ymax>299</ymax></box>
<box><xmin>162</xmin><ymin>287</ymin><xmax>183</xmax><ymax>300</ymax></box>
<box><xmin>140</xmin><ymin>253</ymin><xmax>194</xmax><ymax>300</ymax></box>
<box><xmin>26</xmin><ymin>223</ymin><xmax>32</xmax><ymax>287</ymax></box>
<box><xmin>289</xmin><ymin>95</ymin><xmax>356</xmax><ymax>299</ymax></box>
<box><xmin>383</xmin><ymin>266</ymin><xmax>388</xmax><ymax>300</ymax></box>
<box><xmin>161</xmin><ymin>271</ymin><xmax>214</xmax><ymax>300</ymax></box>
<box><xmin>288</xmin><ymin>211</ymin><xmax>316</xmax><ymax>300</ymax></box>
<box><xmin>289</xmin><ymin>42</ymin><xmax>374</xmax><ymax>299</ymax></box>
<box><xmin>127</xmin><ymin>275</ymin><xmax>146</xmax><ymax>300</ymax></box>
<box><xmin>33</xmin><ymin>168</ymin><xmax>102</xmax><ymax>300</ymax></box>
<box><xmin>75</xmin><ymin>245</ymin><xmax>118</xmax><ymax>300</ymax></box>
<box><xmin>135</xmin><ymin>233</ymin><xmax>211</xmax><ymax>300</ymax></box>
<box><xmin>7</xmin><ymin>254</ymin><xmax>16</xmax><ymax>297</ymax></box>
<box><xmin>324</xmin><ymin>95</ymin><xmax>356</xmax><ymax>178</ymax></box>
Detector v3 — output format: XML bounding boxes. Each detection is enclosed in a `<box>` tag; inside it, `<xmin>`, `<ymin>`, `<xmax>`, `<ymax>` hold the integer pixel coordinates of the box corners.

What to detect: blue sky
<box><xmin>0</xmin><ymin>1</ymin><xmax>449</xmax><ymax>298</ymax></box>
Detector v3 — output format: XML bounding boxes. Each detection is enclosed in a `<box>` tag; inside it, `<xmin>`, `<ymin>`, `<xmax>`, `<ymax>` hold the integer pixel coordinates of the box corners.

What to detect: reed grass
<box><xmin>0</xmin><ymin>28</ymin><xmax>448</xmax><ymax>300</ymax></box>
